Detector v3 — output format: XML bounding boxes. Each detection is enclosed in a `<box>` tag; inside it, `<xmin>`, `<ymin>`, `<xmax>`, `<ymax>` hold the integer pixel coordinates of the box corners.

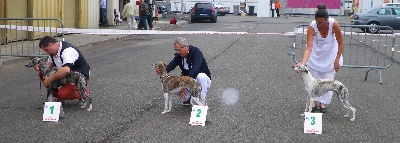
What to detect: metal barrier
<box><xmin>291</xmin><ymin>24</ymin><xmax>396</xmax><ymax>84</ymax></box>
<box><xmin>0</xmin><ymin>18</ymin><xmax>64</xmax><ymax>67</ymax></box>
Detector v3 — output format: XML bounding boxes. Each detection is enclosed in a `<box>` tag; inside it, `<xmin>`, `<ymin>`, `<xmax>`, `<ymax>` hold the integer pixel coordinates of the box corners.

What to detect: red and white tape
<box><xmin>1</xmin><ymin>24</ymin><xmax>398</xmax><ymax>36</ymax></box>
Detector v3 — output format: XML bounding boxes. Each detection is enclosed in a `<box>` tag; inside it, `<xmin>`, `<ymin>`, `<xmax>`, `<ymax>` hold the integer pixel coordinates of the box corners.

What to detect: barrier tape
<box><xmin>1</xmin><ymin>24</ymin><xmax>398</xmax><ymax>36</ymax></box>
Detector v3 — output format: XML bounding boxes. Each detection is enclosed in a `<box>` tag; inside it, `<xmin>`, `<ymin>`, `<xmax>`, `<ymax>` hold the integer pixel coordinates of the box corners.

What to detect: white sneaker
<box><xmin>192</xmin><ymin>97</ymin><xmax>207</xmax><ymax>106</ymax></box>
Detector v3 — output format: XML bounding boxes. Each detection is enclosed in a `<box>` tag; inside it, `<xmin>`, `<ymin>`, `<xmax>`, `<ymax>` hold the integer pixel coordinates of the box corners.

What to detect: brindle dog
<box><xmin>25</xmin><ymin>57</ymin><xmax>93</xmax><ymax>111</ymax></box>
<box><xmin>153</xmin><ymin>61</ymin><xmax>203</xmax><ymax>114</ymax></box>
<box><xmin>294</xmin><ymin>65</ymin><xmax>356</xmax><ymax>121</ymax></box>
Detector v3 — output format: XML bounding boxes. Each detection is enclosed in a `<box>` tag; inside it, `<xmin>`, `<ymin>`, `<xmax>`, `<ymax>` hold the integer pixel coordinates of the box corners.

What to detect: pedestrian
<box><xmin>114</xmin><ymin>8</ymin><xmax>123</xmax><ymax>25</ymax></box>
<box><xmin>275</xmin><ymin>0</ymin><xmax>281</xmax><ymax>17</ymax></box>
<box><xmin>100</xmin><ymin>0</ymin><xmax>109</xmax><ymax>27</ymax></box>
<box><xmin>34</xmin><ymin>36</ymin><xmax>91</xmax><ymax>101</ymax></box>
<box><xmin>155</xmin><ymin>37</ymin><xmax>212</xmax><ymax>105</ymax></box>
<box><xmin>293</xmin><ymin>5</ymin><xmax>344</xmax><ymax>113</ymax></box>
<box><xmin>170</xmin><ymin>17</ymin><xmax>177</xmax><ymax>25</ymax></box>
<box><xmin>146</xmin><ymin>1</ymin><xmax>154</xmax><ymax>30</ymax></box>
<box><xmin>138</xmin><ymin>0</ymin><xmax>150</xmax><ymax>30</ymax></box>
<box><xmin>122</xmin><ymin>0</ymin><xmax>137</xmax><ymax>30</ymax></box>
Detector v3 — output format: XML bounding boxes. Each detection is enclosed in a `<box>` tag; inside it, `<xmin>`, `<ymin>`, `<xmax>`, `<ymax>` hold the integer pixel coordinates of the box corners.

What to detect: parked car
<box><xmin>351</xmin><ymin>6</ymin><xmax>400</xmax><ymax>33</ymax></box>
<box><xmin>191</xmin><ymin>2</ymin><xmax>217</xmax><ymax>23</ymax></box>
<box><xmin>155</xmin><ymin>2</ymin><xmax>167</xmax><ymax>14</ymax></box>
<box><xmin>212</xmin><ymin>2</ymin><xmax>230</xmax><ymax>16</ymax></box>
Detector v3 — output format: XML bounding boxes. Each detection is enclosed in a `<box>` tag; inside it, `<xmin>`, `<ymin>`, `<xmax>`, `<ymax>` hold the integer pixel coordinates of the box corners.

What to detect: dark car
<box><xmin>352</xmin><ymin>6</ymin><xmax>400</xmax><ymax>33</ymax></box>
<box><xmin>191</xmin><ymin>2</ymin><xmax>217</xmax><ymax>23</ymax></box>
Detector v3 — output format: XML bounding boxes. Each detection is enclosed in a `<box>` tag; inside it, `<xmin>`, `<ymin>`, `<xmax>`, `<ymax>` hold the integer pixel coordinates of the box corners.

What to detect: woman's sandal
<box><xmin>319</xmin><ymin>105</ymin><xmax>327</xmax><ymax>113</ymax></box>
<box><xmin>311</xmin><ymin>106</ymin><xmax>317</xmax><ymax>112</ymax></box>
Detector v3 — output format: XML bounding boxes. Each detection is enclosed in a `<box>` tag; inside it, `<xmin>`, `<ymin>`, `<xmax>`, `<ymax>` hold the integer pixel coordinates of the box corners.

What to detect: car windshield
<box><xmin>197</xmin><ymin>3</ymin><xmax>212</xmax><ymax>9</ymax></box>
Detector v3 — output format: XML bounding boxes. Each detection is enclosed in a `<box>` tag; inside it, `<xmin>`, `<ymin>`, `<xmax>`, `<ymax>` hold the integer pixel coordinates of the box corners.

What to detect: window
<box><xmin>394</xmin><ymin>8</ymin><xmax>400</xmax><ymax>15</ymax></box>
<box><xmin>378</xmin><ymin>8</ymin><xmax>393</xmax><ymax>15</ymax></box>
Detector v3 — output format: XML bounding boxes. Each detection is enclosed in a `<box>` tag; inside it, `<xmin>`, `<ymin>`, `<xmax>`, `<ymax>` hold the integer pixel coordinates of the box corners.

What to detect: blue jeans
<box><xmin>139</xmin><ymin>15</ymin><xmax>148</xmax><ymax>30</ymax></box>
<box><xmin>100</xmin><ymin>8</ymin><xmax>109</xmax><ymax>26</ymax></box>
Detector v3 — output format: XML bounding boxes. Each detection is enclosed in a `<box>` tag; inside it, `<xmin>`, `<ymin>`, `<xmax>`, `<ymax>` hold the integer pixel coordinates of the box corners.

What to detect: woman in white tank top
<box><xmin>294</xmin><ymin>5</ymin><xmax>344</xmax><ymax>113</ymax></box>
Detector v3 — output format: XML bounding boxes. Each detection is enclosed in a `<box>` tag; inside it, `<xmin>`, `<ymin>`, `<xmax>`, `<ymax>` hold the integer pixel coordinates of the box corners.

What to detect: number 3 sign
<box><xmin>43</xmin><ymin>102</ymin><xmax>64</xmax><ymax>122</ymax></box>
<box><xmin>304</xmin><ymin>112</ymin><xmax>323</xmax><ymax>134</ymax></box>
<box><xmin>189</xmin><ymin>105</ymin><xmax>208</xmax><ymax>126</ymax></box>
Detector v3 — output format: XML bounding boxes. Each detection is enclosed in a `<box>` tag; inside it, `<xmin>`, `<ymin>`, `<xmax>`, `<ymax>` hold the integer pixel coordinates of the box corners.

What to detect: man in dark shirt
<box><xmin>156</xmin><ymin>37</ymin><xmax>212</xmax><ymax>105</ymax></box>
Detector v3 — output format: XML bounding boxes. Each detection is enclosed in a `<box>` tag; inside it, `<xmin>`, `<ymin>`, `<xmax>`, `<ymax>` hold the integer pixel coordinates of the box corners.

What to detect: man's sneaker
<box><xmin>199</xmin><ymin>99</ymin><xmax>207</xmax><ymax>106</ymax></box>
<box><xmin>78</xmin><ymin>99</ymin><xmax>85</xmax><ymax>106</ymax></box>
<box><xmin>192</xmin><ymin>97</ymin><xmax>207</xmax><ymax>106</ymax></box>
<box><xmin>182</xmin><ymin>97</ymin><xmax>191</xmax><ymax>106</ymax></box>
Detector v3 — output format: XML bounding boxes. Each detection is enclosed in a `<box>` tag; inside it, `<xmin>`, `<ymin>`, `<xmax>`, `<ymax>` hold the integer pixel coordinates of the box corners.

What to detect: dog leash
<box><xmin>37</xmin><ymin>80</ymin><xmax>44</xmax><ymax>109</ymax></box>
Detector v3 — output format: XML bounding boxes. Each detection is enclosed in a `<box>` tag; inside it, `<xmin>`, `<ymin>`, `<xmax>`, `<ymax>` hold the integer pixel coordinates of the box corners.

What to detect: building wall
<box><xmin>88</xmin><ymin>0</ymin><xmax>101</xmax><ymax>29</ymax></box>
<box><xmin>0</xmin><ymin>0</ymin><xmax>5</xmax><ymax>44</ymax></box>
<box><xmin>4</xmin><ymin>0</ymin><xmax>29</xmax><ymax>41</ymax></box>
<box><xmin>64</xmin><ymin>0</ymin><xmax>78</xmax><ymax>28</ymax></box>
<box><xmin>0</xmin><ymin>0</ymin><xmax>5</xmax><ymax>18</ymax></box>
<box><xmin>29</xmin><ymin>0</ymin><xmax>64</xmax><ymax>39</ymax></box>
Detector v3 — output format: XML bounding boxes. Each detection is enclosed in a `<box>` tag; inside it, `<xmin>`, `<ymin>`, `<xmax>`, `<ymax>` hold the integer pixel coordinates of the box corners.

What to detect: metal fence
<box><xmin>0</xmin><ymin>18</ymin><xmax>64</xmax><ymax>67</ymax></box>
<box><xmin>291</xmin><ymin>24</ymin><xmax>396</xmax><ymax>84</ymax></box>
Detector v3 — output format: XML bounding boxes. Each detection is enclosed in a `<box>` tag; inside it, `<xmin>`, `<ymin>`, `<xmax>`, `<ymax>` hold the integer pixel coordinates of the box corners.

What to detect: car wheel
<box><xmin>221</xmin><ymin>13</ymin><xmax>225</xmax><ymax>16</ymax></box>
<box><xmin>367</xmin><ymin>22</ymin><xmax>380</xmax><ymax>34</ymax></box>
<box><xmin>212</xmin><ymin>17</ymin><xmax>217</xmax><ymax>23</ymax></box>
<box><xmin>191</xmin><ymin>18</ymin><xmax>195</xmax><ymax>23</ymax></box>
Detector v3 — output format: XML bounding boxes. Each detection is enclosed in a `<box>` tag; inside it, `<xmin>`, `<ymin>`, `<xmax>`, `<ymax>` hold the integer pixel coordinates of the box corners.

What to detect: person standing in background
<box><xmin>100</xmin><ymin>0</ymin><xmax>109</xmax><ymax>27</ymax></box>
<box><xmin>122</xmin><ymin>0</ymin><xmax>137</xmax><ymax>30</ymax></box>
<box><xmin>138</xmin><ymin>0</ymin><xmax>150</xmax><ymax>30</ymax></box>
<box><xmin>275</xmin><ymin>0</ymin><xmax>281</xmax><ymax>18</ymax></box>
<box><xmin>146</xmin><ymin>1</ymin><xmax>154</xmax><ymax>30</ymax></box>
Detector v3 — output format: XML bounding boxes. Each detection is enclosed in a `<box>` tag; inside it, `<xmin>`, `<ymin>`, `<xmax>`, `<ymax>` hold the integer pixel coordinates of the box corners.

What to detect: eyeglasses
<box><xmin>173</xmin><ymin>45</ymin><xmax>186</xmax><ymax>51</ymax></box>
<box><xmin>174</xmin><ymin>47</ymin><xmax>183</xmax><ymax>51</ymax></box>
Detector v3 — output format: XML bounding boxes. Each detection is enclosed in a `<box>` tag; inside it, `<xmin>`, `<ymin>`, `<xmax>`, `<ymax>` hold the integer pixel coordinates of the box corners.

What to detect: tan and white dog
<box><xmin>294</xmin><ymin>65</ymin><xmax>356</xmax><ymax>121</ymax></box>
<box><xmin>153</xmin><ymin>61</ymin><xmax>204</xmax><ymax>114</ymax></box>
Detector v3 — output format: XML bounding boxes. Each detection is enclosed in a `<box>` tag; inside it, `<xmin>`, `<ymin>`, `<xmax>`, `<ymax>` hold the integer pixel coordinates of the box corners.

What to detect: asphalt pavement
<box><xmin>1</xmin><ymin>14</ymin><xmax>400</xmax><ymax>142</ymax></box>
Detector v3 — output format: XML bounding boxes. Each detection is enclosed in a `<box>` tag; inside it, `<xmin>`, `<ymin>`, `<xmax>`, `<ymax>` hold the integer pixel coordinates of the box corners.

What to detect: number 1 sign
<box><xmin>43</xmin><ymin>102</ymin><xmax>63</xmax><ymax>122</ymax></box>
<box><xmin>189</xmin><ymin>105</ymin><xmax>208</xmax><ymax>126</ymax></box>
<box><xmin>304</xmin><ymin>112</ymin><xmax>323</xmax><ymax>134</ymax></box>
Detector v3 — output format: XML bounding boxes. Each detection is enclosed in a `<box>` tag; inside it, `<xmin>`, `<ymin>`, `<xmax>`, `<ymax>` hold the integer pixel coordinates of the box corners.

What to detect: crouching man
<box><xmin>34</xmin><ymin>36</ymin><xmax>91</xmax><ymax>101</ymax></box>
<box><xmin>156</xmin><ymin>37</ymin><xmax>212</xmax><ymax>105</ymax></box>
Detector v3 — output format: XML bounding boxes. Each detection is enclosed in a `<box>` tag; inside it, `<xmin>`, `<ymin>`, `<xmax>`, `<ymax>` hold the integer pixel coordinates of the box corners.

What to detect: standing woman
<box><xmin>294</xmin><ymin>5</ymin><xmax>344</xmax><ymax>113</ymax></box>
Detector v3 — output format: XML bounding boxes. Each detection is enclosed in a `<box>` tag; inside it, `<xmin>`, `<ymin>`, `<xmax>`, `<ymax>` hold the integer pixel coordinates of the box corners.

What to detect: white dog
<box><xmin>294</xmin><ymin>65</ymin><xmax>356</xmax><ymax>121</ymax></box>
<box><xmin>153</xmin><ymin>61</ymin><xmax>205</xmax><ymax>114</ymax></box>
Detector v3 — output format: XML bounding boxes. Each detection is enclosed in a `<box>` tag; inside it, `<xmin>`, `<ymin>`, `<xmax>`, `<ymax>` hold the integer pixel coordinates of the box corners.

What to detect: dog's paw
<box><xmin>350</xmin><ymin>117</ymin><xmax>355</xmax><ymax>121</ymax></box>
<box><xmin>300</xmin><ymin>113</ymin><xmax>305</xmax><ymax>116</ymax></box>
<box><xmin>86</xmin><ymin>103</ymin><xmax>92</xmax><ymax>111</ymax></box>
<box><xmin>344</xmin><ymin>114</ymin><xmax>349</xmax><ymax>117</ymax></box>
<box><xmin>80</xmin><ymin>101</ymin><xmax>87</xmax><ymax>108</ymax></box>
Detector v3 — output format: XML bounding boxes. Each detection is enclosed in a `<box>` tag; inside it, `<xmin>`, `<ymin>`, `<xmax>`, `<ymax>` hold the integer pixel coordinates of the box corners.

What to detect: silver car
<box><xmin>212</xmin><ymin>2</ymin><xmax>230</xmax><ymax>16</ymax></box>
<box><xmin>352</xmin><ymin>6</ymin><xmax>400</xmax><ymax>33</ymax></box>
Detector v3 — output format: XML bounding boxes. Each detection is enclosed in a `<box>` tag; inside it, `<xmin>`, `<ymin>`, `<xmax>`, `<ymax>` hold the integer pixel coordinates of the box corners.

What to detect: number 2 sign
<box><xmin>189</xmin><ymin>105</ymin><xmax>208</xmax><ymax>126</ymax></box>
